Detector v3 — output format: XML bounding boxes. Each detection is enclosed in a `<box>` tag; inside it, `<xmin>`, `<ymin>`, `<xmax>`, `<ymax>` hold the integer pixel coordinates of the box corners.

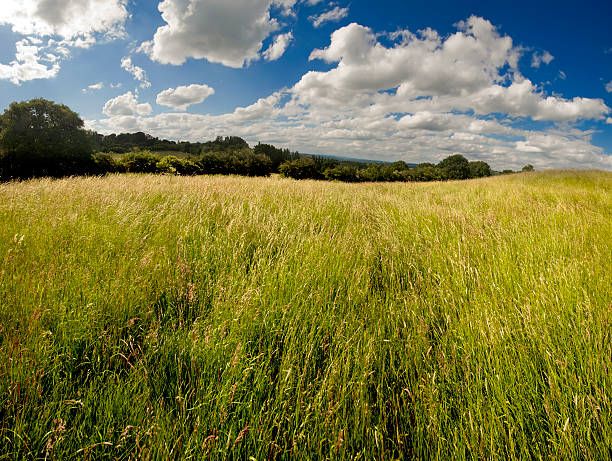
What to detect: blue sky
<box><xmin>1</xmin><ymin>0</ymin><xmax>611</xmax><ymax>170</ymax></box>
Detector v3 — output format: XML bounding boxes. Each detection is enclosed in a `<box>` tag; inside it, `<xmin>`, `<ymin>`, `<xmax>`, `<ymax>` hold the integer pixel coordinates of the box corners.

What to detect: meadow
<box><xmin>0</xmin><ymin>171</ymin><xmax>610</xmax><ymax>459</ymax></box>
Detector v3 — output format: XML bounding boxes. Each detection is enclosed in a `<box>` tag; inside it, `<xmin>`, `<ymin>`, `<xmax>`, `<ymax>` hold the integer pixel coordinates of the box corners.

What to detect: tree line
<box><xmin>0</xmin><ymin>98</ymin><xmax>531</xmax><ymax>182</ymax></box>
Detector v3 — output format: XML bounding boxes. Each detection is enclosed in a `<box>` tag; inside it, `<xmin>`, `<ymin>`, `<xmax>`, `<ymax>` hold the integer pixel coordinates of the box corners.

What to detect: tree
<box><xmin>437</xmin><ymin>154</ymin><xmax>470</xmax><ymax>180</ymax></box>
<box><xmin>279</xmin><ymin>157</ymin><xmax>321</xmax><ymax>180</ymax></box>
<box><xmin>323</xmin><ymin>165</ymin><xmax>359</xmax><ymax>182</ymax></box>
<box><xmin>468</xmin><ymin>161</ymin><xmax>492</xmax><ymax>178</ymax></box>
<box><xmin>0</xmin><ymin>98</ymin><xmax>93</xmax><ymax>179</ymax></box>
<box><xmin>522</xmin><ymin>164</ymin><xmax>534</xmax><ymax>172</ymax></box>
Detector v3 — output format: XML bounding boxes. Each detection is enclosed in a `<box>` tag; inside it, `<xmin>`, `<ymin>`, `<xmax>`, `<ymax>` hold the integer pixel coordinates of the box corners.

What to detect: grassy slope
<box><xmin>0</xmin><ymin>171</ymin><xmax>610</xmax><ymax>459</ymax></box>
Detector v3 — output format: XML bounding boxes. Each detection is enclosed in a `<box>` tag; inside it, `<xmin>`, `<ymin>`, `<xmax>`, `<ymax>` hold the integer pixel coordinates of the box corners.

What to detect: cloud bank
<box><xmin>89</xmin><ymin>14</ymin><xmax>611</xmax><ymax>170</ymax></box>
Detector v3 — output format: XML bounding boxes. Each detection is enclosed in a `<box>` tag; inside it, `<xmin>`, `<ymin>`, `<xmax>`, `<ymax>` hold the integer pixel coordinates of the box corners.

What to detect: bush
<box><xmin>91</xmin><ymin>153</ymin><xmax>123</xmax><ymax>175</ymax></box>
<box><xmin>196</xmin><ymin>150</ymin><xmax>273</xmax><ymax>177</ymax></box>
<box><xmin>279</xmin><ymin>157</ymin><xmax>321</xmax><ymax>180</ymax></box>
<box><xmin>323</xmin><ymin>165</ymin><xmax>359</xmax><ymax>182</ymax></box>
<box><xmin>120</xmin><ymin>151</ymin><xmax>159</xmax><ymax>173</ymax></box>
<box><xmin>156</xmin><ymin>156</ymin><xmax>202</xmax><ymax>175</ymax></box>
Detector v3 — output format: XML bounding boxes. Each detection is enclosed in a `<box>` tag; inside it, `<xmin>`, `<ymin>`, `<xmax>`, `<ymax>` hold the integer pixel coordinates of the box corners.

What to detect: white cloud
<box><xmin>102</xmin><ymin>91</ymin><xmax>152</xmax><ymax>116</ymax></box>
<box><xmin>82</xmin><ymin>81</ymin><xmax>104</xmax><ymax>93</ymax></box>
<box><xmin>156</xmin><ymin>84</ymin><xmax>215</xmax><ymax>111</ymax></box>
<box><xmin>263</xmin><ymin>32</ymin><xmax>294</xmax><ymax>61</ymax></box>
<box><xmin>93</xmin><ymin>16</ymin><xmax>612</xmax><ymax>170</ymax></box>
<box><xmin>0</xmin><ymin>39</ymin><xmax>60</xmax><ymax>84</ymax></box>
<box><xmin>0</xmin><ymin>0</ymin><xmax>128</xmax><ymax>84</ymax></box>
<box><xmin>121</xmin><ymin>56</ymin><xmax>151</xmax><ymax>88</ymax></box>
<box><xmin>310</xmin><ymin>6</ymin><xmax>349</xmax><ymax>28</ymax></box>
<box><xmin>606</xmin><ymin>81</ymin><xmax>612</xmax><ymax>93</ymax></box>
<box><xmin>111</xmin><ymin>82</ymin><xmax>122</xmax><ymax>89</ymax></box>
<box><xmin>144</xmin><ymin>0</ymin><xmax>296</xmax><ymax>68</ymax></box>
<box><xmin>0</xmin><ymin>0</ymin><xmax>128</xmax><ymax>39</ymax></box>
<box><xmin>531</xmin><ymin>50</ymin><xmax>554</xmax><ymax>68</ymax></box>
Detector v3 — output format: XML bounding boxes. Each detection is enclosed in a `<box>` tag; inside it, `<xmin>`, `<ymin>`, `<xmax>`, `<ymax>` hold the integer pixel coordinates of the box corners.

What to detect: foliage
<box><xmin>195</xmin><ymin>150</ymin><xmax>272</xmax><ymax>177</ymax></box>
<box><xmin>409</xmin><ymin>162</ymin><xmax>447</xmax><ymax>181</ymax></box>
<box><xmin>156</xmin><ymin>156</ymin><xmax>201</xmax><ymax>176</ymax></box>
<box><xmin>91</xmin><ymin>153</ymin><xmax>124</xmax><ymax>174</ymax></box>
<box><xmin>469</xmin><ymin>160</ymin><xmax>493</xmax><ymax>178</ymax></box>
<box><xmin>120</xmin><ymin>151</ymin><xmax>160</xmax><ymax>173</ymax></box>
<box><xmin>0</xmin><ymin>98</ymin><xmax>93</xmax><ymax>179</ymax></box>
<box><xmin>279</xmin><ymin>157</ymin><xmax>322</xmax><ymax>179</ymax></box>
<box><xmin>253</xmin><ymin>143</ymin><xmax>299</xmax><ymax>170</ymax></box>
<box><xmin>522</xmin><ymin>164</ymin><xmax>535</xmax><ymax>172</ymax></box>
<box><xmin>323</xmin><ymin>165</ymin><xmax>359</xmax><ymax>182</ymax></box>
<box><xmin>438</xmin><ymin>154</ymin><xmax>470</xmax><ymax>179</ymax></box>
<box><xmin>0</xmin><ymin>171</ymin><xmax>610</xmax><ymax>459</ymax></box>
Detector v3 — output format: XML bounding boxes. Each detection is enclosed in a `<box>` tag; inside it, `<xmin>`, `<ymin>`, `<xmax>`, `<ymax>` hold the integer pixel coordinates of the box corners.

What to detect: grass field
<box><xmin>0</xmin><ymin>171</ymin><xmax>610</xmax><ymax>459</ymax></box>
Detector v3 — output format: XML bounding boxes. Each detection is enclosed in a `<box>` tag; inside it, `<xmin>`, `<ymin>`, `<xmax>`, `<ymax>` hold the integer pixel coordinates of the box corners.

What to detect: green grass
<box><xmin>0</xmin><ymin>171</ymin><xmax>610</xmax><ymax>459</ymax></box>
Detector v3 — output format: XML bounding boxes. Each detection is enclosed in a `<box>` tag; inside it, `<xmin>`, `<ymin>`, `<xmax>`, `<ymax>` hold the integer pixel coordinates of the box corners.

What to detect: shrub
<box><xmin>156</xmin><ymin>156</ymin><xmax>202</xmax><ymax>175</ymax></box>
<box><xmin>323</xmin><ymin>165</ymin><xmax>359</xmax><ymax>182</ymax></box>
<box><xmin>121</xmin><ymin>151</ymin><xmax>159</xmax><ymax>173</ymax></box>
<box><xmin>279</xmin><ymin>157</ymin><xmax>321</xmax><ymax>180</ymax></box>
<box><xmin>91</xmin><ymin>153</ymin><xmax>123</xmax><ymax>175</ymax></box>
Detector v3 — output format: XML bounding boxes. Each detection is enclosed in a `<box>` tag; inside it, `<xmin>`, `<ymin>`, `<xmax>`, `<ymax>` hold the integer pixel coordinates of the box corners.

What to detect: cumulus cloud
<box><xmin>121</xmin><ymin>56</ymin><xmax>151</xmax><ymax>88</ymax></box>
<box><xmin>143</xmin><ymin>0</ymin><xmax>299</xmax><ymax>68</ymax></box>
<box><xmin>263</xmin><ymin>32</ymin><xmax>294</xmax><ymax>61</ymax></box>
<box><xmin>93</xmin><ymin>16</ymin><xmax>611</xmax><ymax>170</ymax></box>
<box><xmin>156</xmin><ymin>84</ymin><xmax>215</xmax><ymax>111</ymax></box>
<box><xmin>0</xmin><ymin>38</ymin><xmax>60</xmax><ymax>84</ymax></box>
<box><xmin>0</xmin><ymin>0</ymin><xmax>129</xmax><ymax>84</ymax></box>
<box><xmin>606</xmin><ymin>81</ymin><xmax>612</xmax><ymax>93</ymax></box>
<box><xmin>531</xmin><ymin>50</ymin><xmax>554</xmax><ymax>68</ymax></box>
<box><xmin>102</xmin><ymin>91</ymin><xmax>153</xmax><ymax>116</ymax></box>
<box><xmin>0</xmin><ymin>0</ymin><xmax>128</xmax><ymax>39</ymax></box>
<box><xmin>310</xmin><ymin>6</ymin><xmax>349</xmax><ymax>28</ymax></box>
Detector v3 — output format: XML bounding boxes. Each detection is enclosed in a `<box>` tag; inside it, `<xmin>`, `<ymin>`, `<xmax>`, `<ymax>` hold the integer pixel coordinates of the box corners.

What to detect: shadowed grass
<box><xmin>0</xmin><ymin>170</ymin><xmax>610</xmax><ymax>459</ymax></box>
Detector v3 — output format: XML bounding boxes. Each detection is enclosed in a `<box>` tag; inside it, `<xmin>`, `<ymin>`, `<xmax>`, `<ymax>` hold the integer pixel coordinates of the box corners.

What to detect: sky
<box><xmin>1</xmin><ymin>0</ymin><xmax>611</xmax><ymax>170</ymax></box>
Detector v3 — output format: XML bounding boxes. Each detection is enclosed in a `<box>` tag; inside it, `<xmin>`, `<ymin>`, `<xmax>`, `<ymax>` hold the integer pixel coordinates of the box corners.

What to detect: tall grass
<box><xmin>0</xmin><ymin>171</ymin><xmax>610</xmax><ymax>459</ymax></box>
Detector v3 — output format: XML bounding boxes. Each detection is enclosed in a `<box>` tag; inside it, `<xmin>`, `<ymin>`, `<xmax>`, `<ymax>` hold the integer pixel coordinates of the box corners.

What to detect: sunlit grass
<box><xmin>1</xmin><ymin>170</ymin><xmax>610</xmax><ymax>459</ymax></box>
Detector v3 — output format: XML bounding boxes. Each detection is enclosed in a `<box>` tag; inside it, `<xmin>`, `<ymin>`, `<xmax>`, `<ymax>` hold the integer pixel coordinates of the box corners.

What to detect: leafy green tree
<box><xmin>323</xmin><ymin>165</ymin><xmax>359</xmax><ymax>182</ymax></box>
<box><xmin>468</xmin><ymin>161</ymin><xmax>493</xmax><ymax>178</ymax></box>
<box><xmin>410</xmin><ymin>163</ymin><xmax>446</xmax><ymax>182</ymax></box>
<box><xmin>0</xmin><ymin>98</ymin><xmax>93</xmax><ymax>179</ymax></box>
<box><xmin>254</xmin><ymin>143</ymin><xmax>297</xmax><ymax>171</ymax></box>
<box><xmin>522</xmin><ymin>164</ymin><xmax>534</xmax><ymax>172</ymax></box>
<box><xmin>438</xmin><ymin>154</ymin><xmax>470</xmax><ymax>180</ymax></box>
<box><xmin>279</xmin><ymin>157</ymin><xmax>321</xmax><ymax>180</ymax></box>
